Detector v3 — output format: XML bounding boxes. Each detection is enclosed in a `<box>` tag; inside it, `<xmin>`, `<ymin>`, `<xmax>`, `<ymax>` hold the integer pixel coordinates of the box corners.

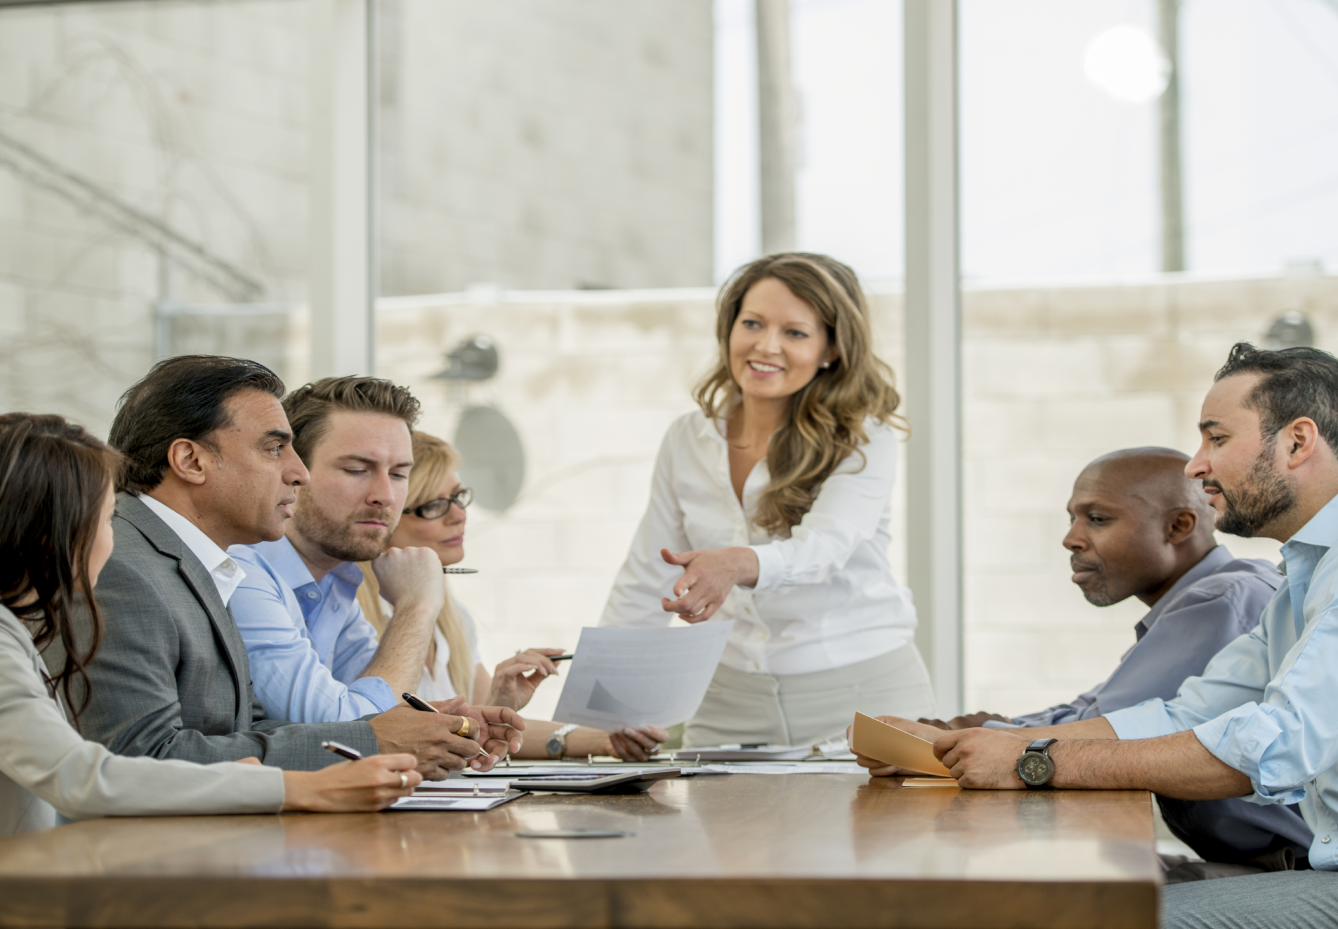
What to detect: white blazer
<box><xmin>0</xmin><ymin>603</ymin><xmax>284</xmax><ymax>836</ymax></box>
<box><xmin>599</xmin><ymin>410</ymin><xmax>918</xmax><ymax>677</ymax></box>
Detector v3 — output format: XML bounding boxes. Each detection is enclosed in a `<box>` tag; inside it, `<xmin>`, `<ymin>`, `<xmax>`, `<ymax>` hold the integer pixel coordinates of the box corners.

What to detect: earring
<box><xmin>821</xmin><ymin>362</ymin><xmax>831</xmax><ymax>369</ymax></box>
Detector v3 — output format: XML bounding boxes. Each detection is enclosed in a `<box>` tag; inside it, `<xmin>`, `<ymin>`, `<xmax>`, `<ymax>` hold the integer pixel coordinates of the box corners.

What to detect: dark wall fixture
<box><xmin>433</xmin><ymin>335</ymin><xmax>499</xmax><ymax>381</ymax></box>
<box><xmin>453</xmin><ymin>405</ymin><xmax>525</xmax><ymax>512</ymax></box>
<box><xmin>1265</xmin><ymin>312</ymin><xmax>1314</xmax><ymax>350</ymax></box>
<box><xmin>432</xmin><ymin>334</ymin><xmax>523</xmax><ymax>511</ymax></box>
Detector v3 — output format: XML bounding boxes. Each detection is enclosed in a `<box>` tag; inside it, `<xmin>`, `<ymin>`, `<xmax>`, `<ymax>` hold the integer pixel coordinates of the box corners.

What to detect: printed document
<box><xmin>552</xmin><ymin>622</ymin><xmax>733</xmax><ymax>729</ymax></box>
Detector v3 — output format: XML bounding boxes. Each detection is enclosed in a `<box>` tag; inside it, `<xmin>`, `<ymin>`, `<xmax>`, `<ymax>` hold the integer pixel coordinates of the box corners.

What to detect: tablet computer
<box><xmin>508</xmin><ymin>768</ymin><xmax>681</xmax><ymax>794</ymax></box>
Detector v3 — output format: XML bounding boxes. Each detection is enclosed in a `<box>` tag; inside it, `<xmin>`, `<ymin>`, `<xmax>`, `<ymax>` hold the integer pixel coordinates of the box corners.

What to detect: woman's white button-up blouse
<box><xmin>598</xmin><ymin>410</ymin><xmax>918</xmax><ymax>676</ymax></box>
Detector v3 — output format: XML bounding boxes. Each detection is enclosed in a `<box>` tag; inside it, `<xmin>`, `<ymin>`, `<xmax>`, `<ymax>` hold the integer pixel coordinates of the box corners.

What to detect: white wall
<box><xmin>379</xmin><ymin>0</ymin><xmax>715</xmax><ymax>295</ymax></box>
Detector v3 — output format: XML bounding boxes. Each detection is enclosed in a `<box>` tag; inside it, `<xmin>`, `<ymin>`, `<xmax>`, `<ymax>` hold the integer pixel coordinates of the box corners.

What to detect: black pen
<box><xmin>322</xmin><ymin>740</ymin><xmax>363</xmax><ymax>761</ymax></box>
<box><xmin>403</xmin><ymin>692</ymin><xmax>491</xmax><ymax>762</ymax></box>
<box><xmin>402</xmin><ymin>692</ymin><xmax>440</xmax><ymax>713</ymax></box>
<box><xmin>552</xmin><ymin>653</ymin><xmax>574</xmax><ymax>662</ymax></box>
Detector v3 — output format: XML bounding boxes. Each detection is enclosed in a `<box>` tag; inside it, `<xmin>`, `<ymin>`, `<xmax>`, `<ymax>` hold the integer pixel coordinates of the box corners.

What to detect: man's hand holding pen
<box><xmin>424</xmin><ymin>695</ymin><xmax>525</xmax><ymax>771</ymax></box>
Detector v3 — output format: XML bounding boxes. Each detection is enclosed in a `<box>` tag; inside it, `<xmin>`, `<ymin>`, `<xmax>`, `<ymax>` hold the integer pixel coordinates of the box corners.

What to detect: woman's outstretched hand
<box><xmin>281</xmin><ymin>754</ymin><xmax>422</xmax><ymax>812</ymax></box>
<box><xmin>659</xmin><ymin>547</ymin><xmax>760</xmax><ymax>622</ymax></box>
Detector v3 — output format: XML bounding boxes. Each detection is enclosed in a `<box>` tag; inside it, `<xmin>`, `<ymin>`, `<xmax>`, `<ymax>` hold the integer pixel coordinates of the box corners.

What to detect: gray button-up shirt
<box><xmin>1013</xmin><ymin>545</ymin><xmax>1281</xmax><ymax>726</ymax></box>
<box><xmin>1006</xmin><ymin>546</ymin><xmax>1313</xmax><ymax>864</ymax></box>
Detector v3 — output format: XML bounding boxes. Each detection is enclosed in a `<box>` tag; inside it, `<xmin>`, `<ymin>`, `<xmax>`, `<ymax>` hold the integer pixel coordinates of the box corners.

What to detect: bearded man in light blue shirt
<box><xmin>860</xmin><ymin>343</ymin><xmax>1338</xmax><ymax>928</ymax></box>
<box><xmin>229</xmin><ymin>377</ymin><xmax>449</xmax><ymax>724</ymax></box>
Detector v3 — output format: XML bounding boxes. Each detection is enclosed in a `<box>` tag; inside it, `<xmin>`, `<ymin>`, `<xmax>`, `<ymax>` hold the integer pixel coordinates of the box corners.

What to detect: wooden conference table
<box><xmin>0</xmin><ymin>773</ymin><xmax>1159</xmax><ymax>929</ymax></box>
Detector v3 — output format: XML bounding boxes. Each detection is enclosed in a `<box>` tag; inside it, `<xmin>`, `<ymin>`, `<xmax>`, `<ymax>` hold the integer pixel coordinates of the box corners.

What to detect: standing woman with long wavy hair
<box><xmin>0</xmin><ymin>413</ymin><xmax>420</xmax><ymax>836</ymax></box>
<box><xmin>599</xmin><ymin>253</ymin><xmax>934</xmax><ymax>748</ymax></box>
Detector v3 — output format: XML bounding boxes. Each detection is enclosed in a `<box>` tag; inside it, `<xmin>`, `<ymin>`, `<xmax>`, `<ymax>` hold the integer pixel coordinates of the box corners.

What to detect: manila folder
<box><xmin>850</xmin><ymin>712</ymin><xmax>952</xmax><ymax>777</ymax></box>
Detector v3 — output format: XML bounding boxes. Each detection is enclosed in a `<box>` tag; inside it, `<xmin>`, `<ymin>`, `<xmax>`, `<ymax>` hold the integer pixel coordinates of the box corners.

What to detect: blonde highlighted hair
<box><xmin>694</xmin><ymin>252</ymin><xmax>906</xmax><ymax>536</ymax></box>
<box><xmin>356</xmin><ymin>431</ymin><xmax>475</xmax><ymax>699</ymax></box>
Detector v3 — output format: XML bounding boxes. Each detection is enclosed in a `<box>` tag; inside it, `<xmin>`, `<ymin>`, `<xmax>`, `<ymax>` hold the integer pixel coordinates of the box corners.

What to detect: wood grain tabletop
<box><xmin>0</xmin><ymin>774</ymin><xmax>1160</xmax><ymax>929</ymax></box>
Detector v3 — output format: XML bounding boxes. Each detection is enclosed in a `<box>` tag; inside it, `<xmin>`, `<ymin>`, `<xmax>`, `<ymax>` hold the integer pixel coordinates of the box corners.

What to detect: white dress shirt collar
<box><xmin>137</xmin><ymin>494</ymin><xmax>246</xmax><ymax>606</ymax></box>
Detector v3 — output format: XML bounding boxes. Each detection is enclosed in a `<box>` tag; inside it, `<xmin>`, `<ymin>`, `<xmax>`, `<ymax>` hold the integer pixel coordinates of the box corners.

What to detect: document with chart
<box><xmin>552</xmin><ymin>621</ymin><xmax>733</xmax><ymax>730</ymax></box>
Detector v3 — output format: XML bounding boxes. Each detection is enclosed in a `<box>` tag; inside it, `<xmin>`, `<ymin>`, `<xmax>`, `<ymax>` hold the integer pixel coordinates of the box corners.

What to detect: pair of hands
<box><xmin>369</xmin><ymin>696</ymin><xmax>524</xmax><ymax>781</ymax></box>
<box><xmin>659</xmin><ymin>547</ymin><xmax>759</xmax><ymax>622</ymax></box>
<box><xmin>852</xmin><ymin>715</ymin><xmax>1036</xmax><ymax>789</ymax></box>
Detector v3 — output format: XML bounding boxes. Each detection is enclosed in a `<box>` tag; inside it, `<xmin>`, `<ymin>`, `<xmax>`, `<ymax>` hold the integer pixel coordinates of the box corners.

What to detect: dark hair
<box><xmin>109</xmin><ymin>355</ymin><xmax>286</xmax><ymax>493</ymax></box>
<box><xmin>0</xmin><ymin>414</ymin><xmax>121</xmax><ymax>719</ymax></box>
<box><xmin>1215</xmin><ymin>342</ymin><xmax>1338</xmax><ymax>450</ymax></box>
<box><xmin>283</xmin><ymin>377</ymin><xmax>421</xmax><ymax>464</ymax></box>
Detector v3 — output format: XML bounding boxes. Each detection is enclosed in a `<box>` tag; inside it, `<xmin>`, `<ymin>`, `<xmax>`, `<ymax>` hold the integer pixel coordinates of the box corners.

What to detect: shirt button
<box><xmin>306</xmin><ymin>591</ymin><xmax>318</xmax><ymax>600</ymax></box>
<box><xmin>1323</xmin><ymin>836</ymin><xmax>1331</xmax><ymax>844</ymax></box>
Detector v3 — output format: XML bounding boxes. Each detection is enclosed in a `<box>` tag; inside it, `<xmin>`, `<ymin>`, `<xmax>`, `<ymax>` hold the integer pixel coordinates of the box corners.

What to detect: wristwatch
<box><xmin>546</xmin><ymin>723</ymin><xmax>579</xmax><ymax>759</ymax></box>
<box><xmin>1015</xmin><ymin>738</ymin><xmax>1058</xmax><ymax>789</ymax></box>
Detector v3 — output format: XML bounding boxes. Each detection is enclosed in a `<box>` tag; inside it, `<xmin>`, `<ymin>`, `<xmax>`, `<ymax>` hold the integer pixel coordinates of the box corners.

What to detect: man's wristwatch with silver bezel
<box><xmin>546</xmin><ymin>723</ymin><xmax>579</xmax><ymax>760</ymax></box>
<box><xmin>1016</xmin><ymin>738</ymin><xmax>1058</xmax><ymax>789</ymax></box>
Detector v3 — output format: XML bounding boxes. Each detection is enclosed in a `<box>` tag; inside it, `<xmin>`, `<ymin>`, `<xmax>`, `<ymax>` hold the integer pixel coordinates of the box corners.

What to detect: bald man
<box><xmin>927</xmin><ymin>448</ymin><xmax>1311</xmax><ymax>875</ymax></box>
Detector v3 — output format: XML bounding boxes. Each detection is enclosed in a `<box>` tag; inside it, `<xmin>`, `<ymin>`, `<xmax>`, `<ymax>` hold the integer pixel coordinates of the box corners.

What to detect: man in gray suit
<box><xmin>65</xmin><ymin>355</ymin><xmax>522</xmax><ymax>778</ymax></box>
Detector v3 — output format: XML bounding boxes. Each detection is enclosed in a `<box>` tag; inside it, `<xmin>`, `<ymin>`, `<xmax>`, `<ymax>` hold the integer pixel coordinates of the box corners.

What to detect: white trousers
<box><xmin>683</xmin><ymin>642</ymin><xmax>936</xmax><ymax>749</ymax></box>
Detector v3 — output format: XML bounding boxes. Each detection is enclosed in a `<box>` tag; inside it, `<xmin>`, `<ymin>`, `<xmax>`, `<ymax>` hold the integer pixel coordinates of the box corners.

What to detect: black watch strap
<box><xmin>1027</xmin><ymin>738</ymin><xmax>1058</xmax><ymax>755</ymax></box>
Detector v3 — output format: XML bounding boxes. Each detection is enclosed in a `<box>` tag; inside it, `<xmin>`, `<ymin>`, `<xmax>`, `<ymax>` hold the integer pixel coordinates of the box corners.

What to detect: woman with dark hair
<box><xmin>599</xmin><ymin>253</ymin><xmax>935</xmax><ymax>749</ymax></box>
<box><xmin>0</xmin><ymin>413</ymin><xmax>421</xmax><ymax>836</ymax></box>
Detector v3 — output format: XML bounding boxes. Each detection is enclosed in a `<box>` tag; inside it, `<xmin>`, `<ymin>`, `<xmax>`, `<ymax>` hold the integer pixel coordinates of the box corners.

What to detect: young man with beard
<box><xmin>228</xmin><ymin>377</ymin><xmax>450</xmax><ymax>725</ymax></box>
<box><xmin>858</xmin><ymin>343</ymin><xmax>1338</xmax><ymax>927</ymax></box>
<box><xmin>920</xmin><ymin>448</ymin><xmax>1306</xmax><ymax>876</ymax></box>
<box><xmin>233</xmin><ymin>377</ymin><xmax>672</xmax><ymax>763</ymax></box>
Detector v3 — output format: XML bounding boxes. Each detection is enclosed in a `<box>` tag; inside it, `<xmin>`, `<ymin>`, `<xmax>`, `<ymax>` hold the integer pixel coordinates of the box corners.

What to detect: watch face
<box><xmin>1017</xmin><ymin>751</ymin><xmax>1054</xmax><ymax>786</ymax></box>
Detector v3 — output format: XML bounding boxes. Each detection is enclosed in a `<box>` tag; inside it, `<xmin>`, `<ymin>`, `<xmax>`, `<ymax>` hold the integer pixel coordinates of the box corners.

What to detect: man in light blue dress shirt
<box><xmin>864</xmin><ymin>343</ymin><xmax>1338</xmax><ymax>927</ymax></box>
<box><xmin>230</xmin><ymin>376</ymin><xmax>449</xmax><ymax>725</ymax></box>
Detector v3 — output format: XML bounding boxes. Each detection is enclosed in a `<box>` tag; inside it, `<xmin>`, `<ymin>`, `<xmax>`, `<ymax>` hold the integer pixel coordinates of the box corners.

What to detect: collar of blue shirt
<box><xmin>250</xmin><ymin>536</ymin><xmax>366</xmax><ymax>598</ymax></box>
<box><xmin>1285</xmin><ymin>491</ymin><xmax>1338</xmax><ymax>553</ymax></box>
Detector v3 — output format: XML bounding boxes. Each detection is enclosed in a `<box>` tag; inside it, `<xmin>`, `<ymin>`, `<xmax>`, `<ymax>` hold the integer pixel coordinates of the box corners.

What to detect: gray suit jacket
<box><xmin>57</xmin><ymin>494</ymin><xmax>378</xmax><ymax>770</ymax></box>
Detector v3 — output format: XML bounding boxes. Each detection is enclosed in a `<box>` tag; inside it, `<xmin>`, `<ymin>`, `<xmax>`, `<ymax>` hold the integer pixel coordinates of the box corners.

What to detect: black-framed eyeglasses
<box><xmin>403</xmin><ymin>488</ymin><xmax>473</xmax><ymax>520</ymax></box>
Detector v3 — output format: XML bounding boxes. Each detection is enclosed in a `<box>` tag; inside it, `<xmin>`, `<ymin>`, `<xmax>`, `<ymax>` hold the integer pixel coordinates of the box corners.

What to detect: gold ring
<box><xmin>455</xmin><ymin>717</ymin><xmax>473</xmax><ymax>738</ymax></box>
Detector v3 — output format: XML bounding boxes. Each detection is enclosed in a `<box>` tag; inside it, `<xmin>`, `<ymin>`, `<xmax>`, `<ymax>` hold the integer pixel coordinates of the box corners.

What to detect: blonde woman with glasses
<box><xmin>599</xmin><ymin>252</ymin><xmax>935</xmax><ymax>749</ymax></box>
<box><xmin>357</xmin><ymin>432</ymin><xmax>667</xmax><ymax>762</ymax></box>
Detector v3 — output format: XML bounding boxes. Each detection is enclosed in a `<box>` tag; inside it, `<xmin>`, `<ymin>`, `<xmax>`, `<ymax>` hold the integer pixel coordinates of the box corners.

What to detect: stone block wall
<box><xmin>0</xmin><ymin>0</ymin><xmax>715</xmax><ymax>437</ymax></box>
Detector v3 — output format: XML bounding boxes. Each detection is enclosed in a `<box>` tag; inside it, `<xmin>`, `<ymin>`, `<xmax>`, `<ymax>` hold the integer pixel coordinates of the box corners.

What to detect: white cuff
<box><xmin>749</xmin><ymin>544</ymin><xmax>785</xmax><ymax>592</ymax></box>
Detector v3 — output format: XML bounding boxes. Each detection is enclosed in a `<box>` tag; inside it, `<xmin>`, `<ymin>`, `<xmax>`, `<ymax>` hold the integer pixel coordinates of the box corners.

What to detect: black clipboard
<box><xmin>508</xmin><ymin>768</ymin><xmax>682</xmax><ymax>794</ymax></box>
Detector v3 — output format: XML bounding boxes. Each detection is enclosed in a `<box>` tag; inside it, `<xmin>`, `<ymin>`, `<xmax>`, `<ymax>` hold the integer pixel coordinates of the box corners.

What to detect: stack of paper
<box><xmin>390</xmin><ymin>792</ymin><xmax>522</xmax><ymax>812</ymax></box>
<box><xmin>671</xmin><ymin>745</ymin><xmax>812</xmax><ymax>762</ymax></box>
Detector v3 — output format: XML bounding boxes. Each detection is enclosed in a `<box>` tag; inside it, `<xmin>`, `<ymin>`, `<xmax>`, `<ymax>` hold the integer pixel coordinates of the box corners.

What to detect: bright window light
<box><xmin>1082</xmin><ymin>25</ymin><xmax>1170</xmax><ymax>104</ymax></box>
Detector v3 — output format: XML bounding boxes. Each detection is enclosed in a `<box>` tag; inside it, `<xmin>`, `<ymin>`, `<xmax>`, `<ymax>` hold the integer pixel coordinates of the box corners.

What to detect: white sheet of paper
<box><xmin>672</xmin><ymin>744</ymin><xmax>813</xmax><ymax>761</ymax></box>
<box><xmin>696</xmin><ymin>762</ymin><xmax>868</xmax><ymax>775</ymax></box>
<box><xmin>551</xmin><ymin>622</ymin><xmax>733</xmax><ymax>729</ymax></box>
